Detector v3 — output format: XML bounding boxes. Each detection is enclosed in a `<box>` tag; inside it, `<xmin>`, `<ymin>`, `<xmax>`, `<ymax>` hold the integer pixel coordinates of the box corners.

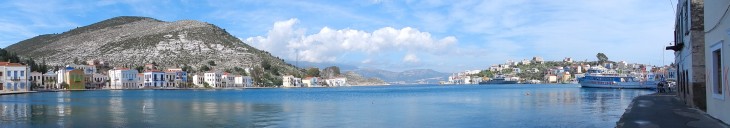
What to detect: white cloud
<box><xmin>245</xmin><ymin>18</ymin><xmax>457</xmax><ymax>63</ymax></box>
<box><xmin>403</xmin><ymin>53</ymin><xmax>420</xmax><ymax>63</ymax></box>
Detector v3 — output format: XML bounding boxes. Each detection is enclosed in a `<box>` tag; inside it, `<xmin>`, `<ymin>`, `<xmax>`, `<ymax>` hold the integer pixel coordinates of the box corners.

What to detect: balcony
<box><xmin>666</xmin><ymin>42</ymin><xmax>684</xmax><ymax>51</ymax></box>
<box><xmin>10</xmin><ymin>78</ymin><xmax>22</xmax><ymax>81</ymax></box>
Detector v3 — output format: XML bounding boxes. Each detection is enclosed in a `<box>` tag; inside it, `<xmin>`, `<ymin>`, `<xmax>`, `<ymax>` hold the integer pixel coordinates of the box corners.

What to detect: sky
<box><xmin>0</xmin><ymin>0</ymin><xmax>677</xmax><ymax>72</ymax></box>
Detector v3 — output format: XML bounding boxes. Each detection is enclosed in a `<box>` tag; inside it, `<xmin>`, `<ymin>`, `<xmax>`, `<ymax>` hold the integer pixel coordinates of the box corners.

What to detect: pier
<box><xmin>616</xmin><ymin>93</ymin><xmax>729</xmax><ymax>128</ymax></box>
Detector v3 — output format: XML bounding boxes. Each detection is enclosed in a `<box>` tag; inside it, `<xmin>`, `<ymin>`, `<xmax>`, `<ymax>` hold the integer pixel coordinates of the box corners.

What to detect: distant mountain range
<box><xmin>351</xmin><ymin>68</ymin><xmax>449</xmax><ymax>84</ymax></box>
<box><xmin>286</xmin><ymin>61</ymin><xmax>449</xmax><ymax>84</ymax></box>
<box><xmin>284</xmin><ymin>60</ymin><xmax>358</xmax><ymax>71</ymax></box>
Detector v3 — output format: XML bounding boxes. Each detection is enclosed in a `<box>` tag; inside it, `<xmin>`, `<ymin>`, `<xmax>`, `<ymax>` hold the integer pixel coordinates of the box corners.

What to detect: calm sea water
<box><xmin>0</xmin><ymin>84</ymin><xmax>652</xmax><ymax>128</ymax></box>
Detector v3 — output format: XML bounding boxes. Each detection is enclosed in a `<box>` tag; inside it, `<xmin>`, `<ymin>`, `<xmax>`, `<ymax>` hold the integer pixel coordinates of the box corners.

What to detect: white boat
<box><xmin>578</xmin><ymin>67</ymin><xmax>657</xmax><ymax>89</ymax></box>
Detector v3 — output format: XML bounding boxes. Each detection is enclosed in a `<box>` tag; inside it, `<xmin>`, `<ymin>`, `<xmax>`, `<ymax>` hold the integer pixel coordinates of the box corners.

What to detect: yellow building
<box><xmin>64</xmin><ymin>69</ymin><xmax>85</xmax><ymax>89</ymax></box>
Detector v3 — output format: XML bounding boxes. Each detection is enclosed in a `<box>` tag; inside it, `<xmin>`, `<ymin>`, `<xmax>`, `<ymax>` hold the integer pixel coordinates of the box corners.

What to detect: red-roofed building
<box><xmin>0</xmin><ymin>62</ymin><xmax>29</xmax><ymax>92</ymax></box>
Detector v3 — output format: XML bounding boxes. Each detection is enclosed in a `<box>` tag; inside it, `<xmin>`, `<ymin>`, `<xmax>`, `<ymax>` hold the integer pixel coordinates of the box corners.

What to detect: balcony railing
<box><xmin>10</xmin><ymin>78</ymin><xmax>21</xmax><ymax>81</ymax></box>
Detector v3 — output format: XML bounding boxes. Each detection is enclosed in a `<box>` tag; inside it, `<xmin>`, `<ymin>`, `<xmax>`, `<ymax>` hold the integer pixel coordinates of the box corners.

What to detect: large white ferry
<box><xmin>578</xmin><ymin>67</ymin><xmax>657</xmax><ymax>89</ymax></box>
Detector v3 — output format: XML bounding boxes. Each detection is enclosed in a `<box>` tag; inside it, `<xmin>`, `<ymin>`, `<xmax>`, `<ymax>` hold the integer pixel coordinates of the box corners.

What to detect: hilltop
<box><xmin>5</xmin><ymin>16</ymin><xmax>302</xmax><ymax>86</ymax></box>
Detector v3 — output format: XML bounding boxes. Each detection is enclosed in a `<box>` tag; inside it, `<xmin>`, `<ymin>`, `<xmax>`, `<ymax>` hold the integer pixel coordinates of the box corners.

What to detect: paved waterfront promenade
<box><xmin>617</xmin><ymin>92</ymin><xmax>729</xmax><ymax>128</ymax></box>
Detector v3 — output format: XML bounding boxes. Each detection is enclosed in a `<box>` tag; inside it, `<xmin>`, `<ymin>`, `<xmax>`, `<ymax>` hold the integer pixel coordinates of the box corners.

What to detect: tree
<box><xmin>134</xmin><ymin>66</ymin><xmax>145</xmax><ymax>73</ymax></box>
<box><xmin>73</xmin><ymin>57</ymin><xmax>81</xmax><ymax>65</ymax></box>
<box><xmin>261</xmin><ymin>60</ymin><xmax>271</xmax><ymax>70</ymax></box>
<box><xmin>60</xmin><ymin>82</ymin><xmax>70</xmax><ymax>89</ymax></box>
<box><xmin>207</xmin><ymin>61</ymin><xmax>216</xmax><ymax>66</ymax></box>
<box><xmin>596</xmin><ymin>53</ymin><xmax>609</xmax><ymax>63</ymax></box>
<box><xmin>199</xmin><ymin>65</ymin><xmax>211</xmax><ymax>72</ymax></box>
<box><xmin>306</xmin><ymin>68</ymin><xmax>320</xmax><ymax>77</ymax></box>
<box><xmin>181</xmin><ymin>64</ymin><xmax>193</xmax><ymax>73</ymax></box>
<box><xmin>203</xmin><ymin>82</ymin><xmax>211</xmax><ymax>88</ymax></box>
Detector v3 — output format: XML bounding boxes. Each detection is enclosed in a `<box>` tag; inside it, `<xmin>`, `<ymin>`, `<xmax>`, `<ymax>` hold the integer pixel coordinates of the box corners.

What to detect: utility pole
<box><xmin>296</xmin><ymin>49</ymin><xmax>299</xmax><ymax>69</ymax></box>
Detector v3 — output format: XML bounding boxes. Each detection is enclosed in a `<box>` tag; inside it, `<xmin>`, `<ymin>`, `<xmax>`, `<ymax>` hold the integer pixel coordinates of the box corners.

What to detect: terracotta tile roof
<box><xmin>0</xmin><ymin>62</ymin><xmax>25</xmax><ymax>67</ymax></box>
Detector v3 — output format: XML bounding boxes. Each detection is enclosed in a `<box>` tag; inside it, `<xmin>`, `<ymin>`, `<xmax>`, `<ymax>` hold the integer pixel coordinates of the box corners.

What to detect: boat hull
<box><xmin>479</xmin><ymin>80</ymin><xmax>518</xmax><ymax>84</ymax></box>
<box><xmin>579</xmin><ymin>81</ymin><xmax>658</xmax><ymax>89</ymax></box>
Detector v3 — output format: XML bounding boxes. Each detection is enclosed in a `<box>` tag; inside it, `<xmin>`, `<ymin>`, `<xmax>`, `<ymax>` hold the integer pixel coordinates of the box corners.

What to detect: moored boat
<box><xmin>578</xmin><ymin>67</ymin><xmax>657</xmax><ymax>89</ymax></box>
<box><xmin>479</xmin><ymin>75</ymin><xmax>519</xmax><ymax>84</ymax></box>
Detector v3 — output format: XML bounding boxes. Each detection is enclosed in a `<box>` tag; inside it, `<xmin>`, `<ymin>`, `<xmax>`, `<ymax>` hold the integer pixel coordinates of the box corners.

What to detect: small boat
<box><xmin>578</xmin><ymin>67</ymin><xmax>657</xmax><ymax>89</ymax></box>
<box><xmin>479</xmin><ymin>75</ymin><xmax>519</xmax><ymax>84</ymax></box>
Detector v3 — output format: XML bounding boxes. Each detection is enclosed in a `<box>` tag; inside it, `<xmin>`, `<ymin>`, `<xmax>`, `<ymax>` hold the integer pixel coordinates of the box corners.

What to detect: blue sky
<box><xmin>0</xmin><ymin>0</ymin><xmax>676</xmax><ymax>72</ymax></box>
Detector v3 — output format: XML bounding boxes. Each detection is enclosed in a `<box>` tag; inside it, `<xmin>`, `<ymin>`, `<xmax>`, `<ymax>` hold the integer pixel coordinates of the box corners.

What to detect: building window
<box><xmin>711</xmin><ymin>41</ymin><xmax>724</xmax><ymax>99</ymax></box>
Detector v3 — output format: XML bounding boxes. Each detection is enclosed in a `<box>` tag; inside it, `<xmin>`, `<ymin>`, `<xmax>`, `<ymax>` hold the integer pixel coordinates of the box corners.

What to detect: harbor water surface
<box><xmin>0</xmin><ymin>84</ymin><xmax>652</xmax><ymax>127</ymax></box>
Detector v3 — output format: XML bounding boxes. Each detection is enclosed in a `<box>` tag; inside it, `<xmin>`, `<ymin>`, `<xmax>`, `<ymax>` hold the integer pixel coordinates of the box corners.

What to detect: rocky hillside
<box><xmin>6</xmin><ymin>16</ymin><xmax>302</xmax><ymax>86</ymax></box>
<box><xmin>343</xmin><ymin>71</ymin><xmax>388</xmax><ymax>86</ymax></box>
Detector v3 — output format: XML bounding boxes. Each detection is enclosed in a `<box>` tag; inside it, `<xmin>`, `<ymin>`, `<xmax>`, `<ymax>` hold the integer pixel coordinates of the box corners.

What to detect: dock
<box><xmin>616</xmin><ymin>92</ymin><xmax>729</xmax><ymax>128</ymax></box>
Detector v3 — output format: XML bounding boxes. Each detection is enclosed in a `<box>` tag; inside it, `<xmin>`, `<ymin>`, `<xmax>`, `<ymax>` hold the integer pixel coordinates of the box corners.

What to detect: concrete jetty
<box><xmin>616</xmin><ymin>92</ymin><xmax>729</xmax><ymax>128</ymax></box>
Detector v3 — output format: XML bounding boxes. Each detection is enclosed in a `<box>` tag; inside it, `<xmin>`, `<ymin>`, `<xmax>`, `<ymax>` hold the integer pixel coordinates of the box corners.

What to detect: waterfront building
<box><xmin>221</xmin><ymin>73</ymin><xmax>235</xmax><ymax>88</ymax></box>
<box><xmin>143</xmin><ymin>71</ymin><xmax>165</xmax><ymax>88</ymax></box>
<box><xmin>703</xmin><ymin>0</ymin><xmax>730</xmax><ymax>123</ymax></box>
<box><xmin>239</xmin><ymin>76</ymin><xmax>253</xmax><ymax>87</ymax></box>
<box><xmin>325</xmin><ymin>77</ymin><xmax>347</xmax><ymax>87</ymax></box>
<box><xmin>234</xmin><ymin>75</ymin><xmax>252</xmax><ymax>87</ymax></box>
<box><xmin>204</xmin><ymin>71</ymin><xmax>222</xmax><ymax>88</ymax></box>
<box><xmin>0</xmin><ymin>62</ymin><xmax>30</xmax><ymax>92</ymax></box>
<box><xmin>89</xmin><ymin>73</ymin><xmax>108</xmax><ymax>89</ymax></box>
<box><xmin>56</xmin><ymin>67</ymin><xmax>70</xmax><ymax>85</ymax></box>
<box><xmin>64</xmin><ymin>69</ymin><xmax>85</xmax><ymax>89</ymax></box>
<box><xmin>108</xmin><ymin>68</ymin><xmax>138</xmax><ymax>89</ymax></box>
<box><xmin>192</xmin><ymin>74</ymin><xmax>204</xmax><ymax>88</ymax></box>
<box><xmin>666</xmin><ymin>0</ymin><xmax>707</xmax><ymax>111</ymax></box>
<box><xmin>164</xmin><ymin>69</ymin><xmax>187</xmax><ymax>88</ymax></box>
<box><xmin>136</xmin><ymin>73</ymin><xmax>144</xmax><ymax>88</ymax></box>
<box><xmin>29</xmin><ymin>72</ymin><xmax>42</xmax><ymax>89</ymax></box>
<box><xmin>42</xmin><ymin>72</ymin><xmax>56</xmax><ymax>89</ymax></box>
<box><xmin>560</xmin><ymin>72</ymin><xmax>571</xmax><ymax>83</ymax></box>
<box><xmin>163</xmin><ymin>72</ymin><xmax>175</xmax><ymax>87</ymax></box>
<box><xmin>544</xmin><ymin>74</ymin><xmax>557</xmax><ymax>83</ymax></box>
<box><xmin>282</xmin><ymin>75</ymin><xmax>298</xmax><ymax>87</ymax></box>
<box><xmin>302</xmin><ymin>77</ymin><xmax>319</xmax><ymax>87</ymax></box>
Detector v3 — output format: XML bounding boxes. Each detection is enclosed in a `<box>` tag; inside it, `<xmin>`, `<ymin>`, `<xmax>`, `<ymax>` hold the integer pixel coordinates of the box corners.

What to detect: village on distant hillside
<box><xmin>443</xmin><ymin>53</ymin><xmax>676</xmax><ymax>85</ymax></box>
<box><xmin>0</xmin><ymin>58</ymin><xmax>362</xmax><ymax>94</ymax></box>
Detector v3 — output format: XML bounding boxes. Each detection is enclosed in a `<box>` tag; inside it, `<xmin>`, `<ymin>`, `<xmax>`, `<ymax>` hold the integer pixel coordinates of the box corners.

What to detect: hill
<box><xmin>5</xmin><ymin>16</ymin><xmax>302</xmax><ymax>86</ymax></box>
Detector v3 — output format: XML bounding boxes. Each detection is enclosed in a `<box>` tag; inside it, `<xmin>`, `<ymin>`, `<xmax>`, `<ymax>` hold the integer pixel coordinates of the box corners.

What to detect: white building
<box><xmin>234</xmin><ymin>76</ymin><xmax>253</xmax><ymax>87</ymax></box>
<box><xmin>204</xmin><ymin>71</ymin><xmax>223</xmax><ymax>88</ymax></box>
<box><xmin>704</xmin><ymin>0</ymin><xmax>730</xmax><ymax>123</ymax></box>
<box><xmin>192</xmin><ymin>74</ymin><xmax>205</xmax><ymax>88</ymax></box>
<box><xmin>90</xmin><ymin>73</ymin><xmax>108</xmax><ymax>89</ymax></box>
<box><xmin>325</xmin><ymin>77</ymin><xmax>347</xmax><ymax>87</ymax></box>
<box><xmin>108</xmin><ymin>68</ymin><xmax>138</xmax><ymax>89</ymax></box>
<box><xmin>163</xmin><ymin>72</ymin><xmax>176</xmax><ymax>88</ymax></box>
<box><xmin>282</xmin><ymin>75</ymin><xmax>299</xmax><ymax>87</ymax></box>
<box><xmin>29</xmin><ymin>72</ymin><xmax>43</xmax><ymax>89</ymax></box>
<box><xmin>0</xmin><ymin>62</ymin><xmax>30</xmax><ymax>93</ymax></box>
<box><xmin>221</xmin><ymin>73</ymin><xmax>236</xmax><ymax>88</ymax></box>
<box><xmin>667</xmin><ymin>0</ymin><xmax>707</xmax><ymax>112</ymax></box>
<box><xmin>143</xmin><ymin>71</ymin><xmax>165</xmax><ymax>88</ymax></box>
<box><xmin>42</xmin><ymin>72</ymin><xmax>56</xmax><ymax>89</ymax></box>
<box><xmin>165</xmin><ymin>69</ymin><xmax>188</xmax><ymax>88</ymax></box>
